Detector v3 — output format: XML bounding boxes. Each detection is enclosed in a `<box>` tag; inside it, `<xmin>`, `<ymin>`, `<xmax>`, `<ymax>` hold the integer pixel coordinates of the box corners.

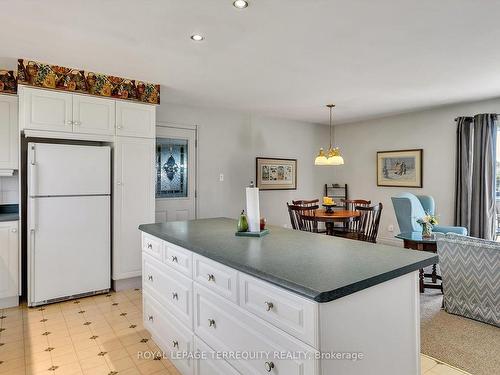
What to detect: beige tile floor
<box><xmin>0</xmin><ymin>289</ymin><xmax>471</xmax><ymax>375</ymax></box>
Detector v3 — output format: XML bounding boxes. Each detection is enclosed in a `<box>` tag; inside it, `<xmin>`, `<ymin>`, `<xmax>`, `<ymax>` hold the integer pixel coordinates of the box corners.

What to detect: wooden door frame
<box><xmin>156</xmin><ymin>121</ymin><xmax>198</xmax><ymax>219</ymax></box>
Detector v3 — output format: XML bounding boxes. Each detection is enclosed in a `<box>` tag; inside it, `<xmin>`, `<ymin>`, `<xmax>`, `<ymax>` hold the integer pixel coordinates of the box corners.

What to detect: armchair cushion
<box><xmin>433</xmin><ymin>225</ymin><xmax>468</xmax><ymax>235</ymax></box>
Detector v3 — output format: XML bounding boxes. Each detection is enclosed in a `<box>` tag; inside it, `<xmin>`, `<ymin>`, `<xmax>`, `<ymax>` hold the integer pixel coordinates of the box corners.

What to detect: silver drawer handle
<box><xmin>207</xmin><ymin>274</ymin><xmax>215</xmax><ymax>282</ymax></box>
<box><xmin>147</xmin><ymin>243</ymin><xmax>153</xmax><ymax>249</ymax></box>
<box><xmin>208</xmin><ymin>319</ymin><xmax>216</xmax><ymax>328</ymax></box>
<box><xmin>171</xmin><ymin>256</ymin><xmax>178</xmax><ymax>263</ymax></box>
<box><xmin>265</xmin><ymin>361</ymin><xmax>275</xmax><ymax>372</ymax></box>
<box><xmin>172</xmin><ymin>340</ymin><xmax>179</xmax><ymax>348</ymax></box>
<box><xmin>11</xmin><ymin>228</ymin><xmax>17</xmax><ymax>233</ymax></box>
<box><xmin>74</xmin><ymin>121</ymin><xmax>81</xmax><ymax>125</ymax></box>
<box><xmin>67</xmin><ymin>121</ymin><xmax>73</xmax><ymax>125</ymax></box>
<box><xmin>148</xmin><ymin>275</ymin><xmax>153</xmax><ymax>281</ymax></box>
<box><xmin>265</xmin><ymin>301</ymin><xmax>274</xmax><ymax>312</ymax></box>
<box><xmin>148</xmin><ymin>315</ymin><xmax>154</xmax><ymax>321</ymax></box>
<box><xmin>172</xmin><ymin>292</ymin><xmax>178</xmax><ymax>300</ymax></box>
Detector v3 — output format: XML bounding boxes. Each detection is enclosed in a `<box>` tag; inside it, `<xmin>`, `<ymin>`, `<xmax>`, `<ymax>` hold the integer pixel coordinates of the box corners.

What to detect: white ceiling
<box><xmin>2</xmin><ymin>0</ymin><xmax>500</xmax><ymax>124</ymax></box>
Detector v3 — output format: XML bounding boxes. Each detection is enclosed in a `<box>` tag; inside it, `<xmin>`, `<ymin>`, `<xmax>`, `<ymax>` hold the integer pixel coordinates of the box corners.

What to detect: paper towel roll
<box><xmin>246</xmin><ymin>187</ymin><xmax>260</xmax><ymax>232</ymax></box>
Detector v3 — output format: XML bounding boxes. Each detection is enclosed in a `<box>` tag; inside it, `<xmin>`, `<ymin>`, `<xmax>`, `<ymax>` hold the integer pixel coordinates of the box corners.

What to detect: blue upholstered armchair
<box><xmin>391</xmin><ymin>193</ymin><xmax>467</xmax><ymax>235</ymax></box>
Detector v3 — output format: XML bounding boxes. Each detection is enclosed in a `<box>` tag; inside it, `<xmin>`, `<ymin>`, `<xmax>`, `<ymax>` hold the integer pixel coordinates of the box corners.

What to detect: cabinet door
<box><xmin>20</xmin><ymin>86</ymin><xmax>73</xmax><ymax>132</ymax></box>
<box><xmin>0</xmin><ymin>95</ymin><xmax>18</xmax><ymax>169</ymax></box>
<box><xmin>113</xmin><ymin>137</ymin><xmax>155</xmax><ymax>280</ymax></box>
<box><xmin>116</xmin><ymin>101</ymin><xmax>155</xmax><ymax>138</ymax></box>
<box><xmin>73</xmin><ymin>94</ymin><xmax>116</xmax><ymax>135</ymax></box>
<box><xmin>0</xmin><ymin>221</ymin><xmax>19</xmax><ymax>299</ymax></box>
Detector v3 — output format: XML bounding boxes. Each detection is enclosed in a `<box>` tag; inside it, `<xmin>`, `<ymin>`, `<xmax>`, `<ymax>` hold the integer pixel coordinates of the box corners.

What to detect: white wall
<box><xmin>0</xmin><ymin>174</ymin><xmax>19</xmax><ymax>204</ymax></box>
<box><xmin>317</xmin><ymin>98</ymin><xmax>500</xmax><ymax>245</ymax></box>
<box><xmin>156</xmin><ymin>103</ymin><xmax>327</xmax><ymax>226</ymax></box>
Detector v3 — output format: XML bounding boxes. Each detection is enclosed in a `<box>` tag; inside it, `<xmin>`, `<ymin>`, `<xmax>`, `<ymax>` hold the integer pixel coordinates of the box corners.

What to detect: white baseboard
<box><xmin>112</xmin><ymin>276</ymin><xmax>142</xmax><ymax>292</ymax></box>
<box><xmin>0</xmin><ymin>296</ymin><xmax>19</xmax><ymax>309</ymax></box>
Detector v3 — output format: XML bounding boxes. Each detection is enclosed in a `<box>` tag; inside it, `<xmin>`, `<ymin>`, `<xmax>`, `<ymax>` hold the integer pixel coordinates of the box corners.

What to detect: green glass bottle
<box><xmin>237</xmin><ymin>210</ymin><xmax>249</xmax><ymax>232</ymax></box>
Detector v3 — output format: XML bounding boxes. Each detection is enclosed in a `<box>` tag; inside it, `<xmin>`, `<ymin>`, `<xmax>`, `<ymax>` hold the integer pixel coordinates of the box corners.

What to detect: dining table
<box><xmin>302</xmin><ymin>208</ymin><xmax>360</xmax><ymax>236</ymax></box>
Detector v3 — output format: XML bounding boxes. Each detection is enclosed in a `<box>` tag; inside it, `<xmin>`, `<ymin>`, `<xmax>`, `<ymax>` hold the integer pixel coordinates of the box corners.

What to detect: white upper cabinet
<box><xmin>20</xmin><ymin>86</ymin><xmax>156</xmax><ymax>138</ymax></box>
<box><xmin>116</xmin><ymin>101</ymin><xmax>155</xmax><ymax>138</ymax></box>
<box><xmin>73</xmin><ymin>95</ymin><xmax>115</xmax><ymax>135</ymax></box>
<box><xmin>0</xmin><ymin>95</ymin><xmax>18</xmax><ymax>170</ymax></box>
<box><xmin>20</xmin><ymin>86</ymin><xmax>72</xmax><ymax>132</ymax></box>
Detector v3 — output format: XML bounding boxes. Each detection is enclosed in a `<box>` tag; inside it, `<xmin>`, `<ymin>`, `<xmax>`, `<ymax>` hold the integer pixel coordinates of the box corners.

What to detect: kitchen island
<box><xmin>139</xmin><ymin>218</ymin><xmax>437</xmax><ymax>375</ymax></box>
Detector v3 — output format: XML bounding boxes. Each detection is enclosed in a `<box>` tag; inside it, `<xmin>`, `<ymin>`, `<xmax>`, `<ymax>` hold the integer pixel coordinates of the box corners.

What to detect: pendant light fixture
<box><xmin>314</xmin><ymin>104</ymin><xmax>344</xmax><ymax>166</ymax></box>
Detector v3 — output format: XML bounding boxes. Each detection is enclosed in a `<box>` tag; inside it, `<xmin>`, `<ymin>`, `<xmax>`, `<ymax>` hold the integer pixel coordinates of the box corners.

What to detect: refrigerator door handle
<box><xmin>29</xmin><ymin>163</ymin><xmax>37</xmax><ymax>197</ymax></box>
<box><xmin>29</xmin><ymin>198</ymin><xmax>36</xmax><ymax>232</ymax></box>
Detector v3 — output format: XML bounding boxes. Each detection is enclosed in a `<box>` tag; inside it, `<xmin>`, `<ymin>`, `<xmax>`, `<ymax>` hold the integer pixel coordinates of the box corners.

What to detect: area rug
<box><xmin>420</xmin><ymin>287</ymin><xmax>500</xmax><ymax>375</ymax></box>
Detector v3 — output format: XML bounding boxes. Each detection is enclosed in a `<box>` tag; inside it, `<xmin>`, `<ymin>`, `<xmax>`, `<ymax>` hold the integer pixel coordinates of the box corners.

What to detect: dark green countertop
<box><xmin>139</xmin><ymin>218</ymin><xmax>437</xmax><ymax>303</ymax></box>
<box><xmin>0</xmin><ymin>204</ymin><xmax>19</xmax><ymax>222</ymax></box>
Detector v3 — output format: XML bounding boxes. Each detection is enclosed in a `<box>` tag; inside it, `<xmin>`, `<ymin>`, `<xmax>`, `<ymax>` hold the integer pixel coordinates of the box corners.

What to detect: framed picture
<box><xmin>377</xmin><ymin>149</ymin><xmax>423</xmax><ymax>188</ymax></box>
<box><xmin>256</xmin><ymin>157</ymin><xmax>297</xmax><ymax>190</ymax></box>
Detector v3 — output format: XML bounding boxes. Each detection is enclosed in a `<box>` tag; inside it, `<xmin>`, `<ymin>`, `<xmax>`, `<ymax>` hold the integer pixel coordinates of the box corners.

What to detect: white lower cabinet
<box><xmin>143</xmin><ymin>254</ymin><xmax>193</xmax><ymax>329</ymax></box>
<box><xmin>144</xmin><ymin>291</ymin><xmax>194</xmax><ymax>375</ymax></box>
<box><xmin>194</xmin><ymin>284</ymin><xmax>318</xmax><ymax>375</ymax></box>
<box><xmin>0</xmin><ymin>221</ymin><xmax>19</xmax><ymax>308</ymax></box>
<box><xmin>239</xmin><ymin>273</ymin><xmax>318</xmax><ymax>348</ymax></box>
<box><xmin>194</xmin><ymin>337</ymin><xmax>240</xmax><ymax>375</ymax></box>
<box><xmin>141</xmin><ymin>233</ymin><xmax>421</xmax><ymax>375</ymax></box>
<box><xmin>142</xmin><ymin>234</ymin><xmax>319</xmax><ymax>375</ymax></box>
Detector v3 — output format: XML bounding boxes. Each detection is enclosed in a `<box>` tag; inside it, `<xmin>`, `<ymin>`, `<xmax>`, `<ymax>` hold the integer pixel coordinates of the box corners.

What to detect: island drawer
<box><xmin>193</xmin><ymin>254</ymin><xmax>238</xmax><ymax>303</ymax></box>
<box><xmin>164</xmin><ymin>241</ymin><xmax>193</xmax><ymax>278</ymax></box>
<box><xmin>194</xmin><ymin>337</ymin><xmax>241</xmax><ymax>375</ymax></box>
<box><xmin>143</xmin><ymin>254</ymin><xmax>193</xmax><ymax>329</ymax></box>
<box><xmin>194</xmin><ymin>284</ymin><xmax>319</xmax><ymax>375</ymax></box>
<box><xmin>144</xmin><ymin>291</ymin><xmax>194</xmax><ymax>375</ymax></box>
<box><xmin>239</xmin><ymin>273</ymin><xmax>319</xmax><ymax>349</ymax></box>
<box><xmin>142</xmin><ymin>233</ymin><xmax>163</xmax><ymax>261</ymax></box>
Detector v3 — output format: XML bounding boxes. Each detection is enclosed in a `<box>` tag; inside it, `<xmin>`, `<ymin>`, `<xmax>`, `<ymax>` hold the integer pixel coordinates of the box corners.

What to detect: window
<box><xmin>156</xmin><ymin>138</ymin><xmax>188</xmax><ymax>198</ymax></box>
<box><xmin>497</xmin><ymin>130</ymin><xmax>500</xmax><ymax>199</ymax></box>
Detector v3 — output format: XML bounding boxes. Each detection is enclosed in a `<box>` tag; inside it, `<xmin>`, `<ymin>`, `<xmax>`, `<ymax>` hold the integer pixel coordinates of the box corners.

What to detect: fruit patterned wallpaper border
<box><xmin>0</xmin><ymin>70</ymin><xmax>17</xmax><ymax>94</ymax></box>
<box><xmin>15</xmin><ymin>58</ymin><xmax>160</xmax><ymax>104</ymax></box>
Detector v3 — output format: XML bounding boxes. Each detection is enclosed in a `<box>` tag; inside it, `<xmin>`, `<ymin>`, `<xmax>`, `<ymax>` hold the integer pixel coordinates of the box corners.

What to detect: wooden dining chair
<box><xmin>287</xmin><ymin>203</ymin><xmax>320</xmax><ymax>233</ymax></box>
<box><xmin>345</xmin><ymin>203</ymin><xmax>383</xmax><ymax>243</ymax></box>
<box><xmin>332</xmin><ymin>199</ymin><xmax>372</xmax><ymax>235</ymax></box>
<box><xmin>341</xmin><ymin>199</ymin><xmax>371</xmax><ymax>211</ymax></box>
<box><xmin>291</xmin><ymin>199</ymin><xmax>327</xmax><ymax>233</ymax></box>
<box><xmin>292</xmin><ymin>199</ymin><xmax>320</xmax><ymax>207</ymax></box>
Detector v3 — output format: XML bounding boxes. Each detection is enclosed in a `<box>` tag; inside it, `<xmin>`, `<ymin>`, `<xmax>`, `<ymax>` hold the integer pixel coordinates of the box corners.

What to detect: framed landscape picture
<box><xmin>377</xmin><ymin>149</ymin><xmax>423</xmax><ymax>187</ymax></box>
<box><xmin>256</xmin><ymin>157</ymin><xmax>297</xmax><ymax>190</ymax></box>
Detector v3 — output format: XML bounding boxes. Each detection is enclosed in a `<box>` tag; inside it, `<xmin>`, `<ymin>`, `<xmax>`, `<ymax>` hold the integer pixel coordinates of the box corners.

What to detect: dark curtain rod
<box><xmin>454</xmin><ymin>114</ymin><xmax>499</xmax><ymax>121</ymax></box>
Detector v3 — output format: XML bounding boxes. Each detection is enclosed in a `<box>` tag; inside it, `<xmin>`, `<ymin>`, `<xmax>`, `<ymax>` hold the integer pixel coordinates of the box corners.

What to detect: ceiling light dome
<box><xmin>190</xmin><ymin>34</ymin><xmax>204</xmax><ymax>41</ymax></box>
<box><xmin>314</xmin><ymin>148</ymin><xmax>328</xmax><ymax>166</ymax></box>
<box><xmin>233</xmin><ymin>0</ymin><xmax>249</xmax><ymax>9</ymax></box>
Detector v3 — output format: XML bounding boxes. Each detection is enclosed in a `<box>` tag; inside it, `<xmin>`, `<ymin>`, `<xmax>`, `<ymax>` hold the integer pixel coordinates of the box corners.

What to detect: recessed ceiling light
<box><xmin>233</xmin><ymin>0</ymin><xmax>248</xmax><ymax>9</ymax></box>
<box><xmin>190</xmin><ymin>34</ymin><xmax>204</xmax><ymax>41</ymax></box>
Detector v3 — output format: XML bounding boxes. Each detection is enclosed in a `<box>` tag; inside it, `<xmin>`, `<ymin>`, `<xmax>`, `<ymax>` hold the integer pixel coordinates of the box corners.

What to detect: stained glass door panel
<box><xmin>156</xmin><ymin>138</ymin><xmax>188</xmax><ymax>198</ymax></box>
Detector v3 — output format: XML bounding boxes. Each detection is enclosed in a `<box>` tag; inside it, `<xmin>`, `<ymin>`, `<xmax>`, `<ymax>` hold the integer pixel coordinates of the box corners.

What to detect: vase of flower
<box><xmin>421</xmin><ymin>222</ymin><xmax>432</xmax><ymax>238</ymax></box>
<box><xmin>416</xmin><ymin>213</ymin><xmax>438</xmax><ymax>238</ymax></box>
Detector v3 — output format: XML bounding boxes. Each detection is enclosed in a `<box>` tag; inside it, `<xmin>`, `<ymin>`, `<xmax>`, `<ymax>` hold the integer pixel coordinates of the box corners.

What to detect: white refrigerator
<box><xmin>27</xmin><ymin>143</ymin><xmax>111</xmax><ymax>306</ymax></box>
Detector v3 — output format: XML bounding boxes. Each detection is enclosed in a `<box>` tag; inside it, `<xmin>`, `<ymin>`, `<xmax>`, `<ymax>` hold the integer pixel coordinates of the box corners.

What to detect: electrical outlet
<box><xmin>219</xmin><ymin>173</ymin><xmax>224</xmax><ymax>182</ymax></box>
<box><xmin>388</xmin><ymin>224</ymin><xmax>394</xmax><ymax>232</ymax></box>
